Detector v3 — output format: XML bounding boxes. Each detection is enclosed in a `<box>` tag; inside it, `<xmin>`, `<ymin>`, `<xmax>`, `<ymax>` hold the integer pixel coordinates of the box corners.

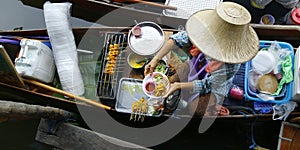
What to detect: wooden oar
<box><xmin>23</xmin><ymin>79</ymin><xmax>112</xmax><ymax>110</ymax></box>
<box><xmin>113</xmin><ymin>0</ymin><xmax>177</xmax><ymax>10</ymax></box>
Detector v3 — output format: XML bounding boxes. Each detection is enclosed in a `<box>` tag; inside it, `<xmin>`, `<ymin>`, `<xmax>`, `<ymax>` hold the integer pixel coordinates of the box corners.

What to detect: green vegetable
<box><xmin>153</xmin><ymin>74</ymin><xmax>163</xmax><ymax>83</ymax></box>
<box><xmin>154</xmin><ymin>61</ymin><xmax>166</xmax><ymax>73</ymax></box>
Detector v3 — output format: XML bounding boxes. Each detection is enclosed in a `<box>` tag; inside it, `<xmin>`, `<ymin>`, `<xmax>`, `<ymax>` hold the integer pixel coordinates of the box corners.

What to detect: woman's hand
<box><xmin>144</xmin><ymin>39</ymin><xmax>175</xmax><ymax>76</ymax></box>
<box><xmin>144</xmin><ymin>57</ymin><xmax>160</xmax><ymax>76</ymax></box>
<box><xmin>163</xmin><ymin>82</ymin><xmax>194</xmax><ymax>99</ymax></box>
<box><xmin>163</xmin><ymin>82</ymin><xmax>181</xmax><ymax>99</ymax></box>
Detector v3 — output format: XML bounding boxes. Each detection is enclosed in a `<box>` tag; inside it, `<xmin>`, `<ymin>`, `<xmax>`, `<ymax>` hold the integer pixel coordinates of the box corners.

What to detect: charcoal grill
<box><xmin>97</xmin><ymin>32</ymin><xmax>127</xmax><ymax>99</ymax></box>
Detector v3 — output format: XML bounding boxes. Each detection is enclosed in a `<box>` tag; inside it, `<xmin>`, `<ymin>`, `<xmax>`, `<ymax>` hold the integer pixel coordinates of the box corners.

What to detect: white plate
<box><xmin>142</xmin><ymin>72</ymin><xmax>170</xmax><ymax>98</ymax></box>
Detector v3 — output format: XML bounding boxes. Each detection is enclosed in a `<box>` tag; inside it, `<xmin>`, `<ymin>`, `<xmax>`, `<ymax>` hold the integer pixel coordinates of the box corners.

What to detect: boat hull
<box><xmin>0</xmin><ymin>25</ymin><xmax>299</xmax><ymax>120</ymax></box>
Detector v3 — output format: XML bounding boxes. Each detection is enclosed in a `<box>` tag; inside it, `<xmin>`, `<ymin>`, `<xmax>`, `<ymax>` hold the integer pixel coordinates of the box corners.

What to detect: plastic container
<box><xmin>260</xmin><ymin>14</ymin><xmax>275</xmax><ymax>25</ymax></box>
<box><xmin>247</xmin><ymin>69</ymin><xmax>263</xmax><ymax>92</ymax></box>
<box><xmin>132</xmin><ymin>25</ymin><xmax>142</xmax><ymax>37</ymax></box>
<box><xmin>244</xmin><ymin>40</ymin><xmax>294</xmax><ymax>104</ymax></box>
<box><xmin>285</xmin><ymin>8</ymin><xmax>300</xmax><ymax>25</ymax></box>
<box><xmin>250</xmin><ymin>0</ymin><xmax>272</xmax><ymax>9</ymax></box>
<box><xmin>15</xmin><ymin>39</ymin><xmax>56</xmax><ymax>83</ymax></box>
<box><xmin>251</xmin><ymin>50</ymin><xmax>276</xmax><ymax>74</ymax></box>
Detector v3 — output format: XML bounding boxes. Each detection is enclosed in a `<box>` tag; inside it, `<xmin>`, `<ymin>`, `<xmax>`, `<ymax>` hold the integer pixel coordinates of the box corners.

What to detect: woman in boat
<box><xmin>144</xmin><ymin>2</ymin><xmax>259</xmax><ymax>116</ymax></box>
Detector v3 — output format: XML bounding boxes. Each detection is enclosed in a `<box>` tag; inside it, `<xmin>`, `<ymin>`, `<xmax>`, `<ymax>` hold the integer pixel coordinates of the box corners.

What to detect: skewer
<box><xmin>106</xmin><ymin>37</ymin><xmax>115</xmax><ymax>96</ymax></box>
<box><xmin>99</xmin><ymin>33</ymin><xmax>126</xmax><ymax>98</ymax></box>
<box><xmin>106</xmin><ymin>74</ymin><xmax>111</xmax><ymax>96</ymax></box>
<box><xmin>101</xmin><ymin>37</ymin><xmax>110</xmax><ymax>96</ymax></box>
<box><xmin>102</xmin><ymin>36</ymin><xmax>114</xmax><ymax>96</ymax></box>
<box><xmin>101</xmin><ymin>73</ymin><xmax>107</xmax><ymax>96</ymax></box>
<box><xmin>110</xmin><ymin>35</ymin><xmax>121</xmax><ymax>96</ymax></box>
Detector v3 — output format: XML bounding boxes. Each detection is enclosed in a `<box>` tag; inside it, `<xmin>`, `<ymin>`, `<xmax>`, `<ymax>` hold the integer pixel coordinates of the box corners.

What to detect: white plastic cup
<box><xmin>260</xmin><ymin>14</ymin><xmax>275</xmax><ymax>25</ymax></box>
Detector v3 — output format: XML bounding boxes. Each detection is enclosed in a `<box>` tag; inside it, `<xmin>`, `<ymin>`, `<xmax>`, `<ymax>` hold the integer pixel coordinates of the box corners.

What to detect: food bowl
<box><xmin>142</xmin><ymin>72</ymin><xmax>170</xmax><ymax>98</ymax></box>
<box><xmin>132</xmin><ymin>25</ymin><xmax>142</xmax><ymax>37</ymax></box>
<box><xmin>154</xmin><ymin>59</ymin><xmax>168</xmax><ymax>74</ymax></box>
<box><xmin>144</xmin><ymin>81</ymin><xmax>156</xmax><ymax>94</ymax></box>
<box><xmin>127</xmin><ymin>52</ymin><xmax>148</xmax><ymax>69</ymax></box>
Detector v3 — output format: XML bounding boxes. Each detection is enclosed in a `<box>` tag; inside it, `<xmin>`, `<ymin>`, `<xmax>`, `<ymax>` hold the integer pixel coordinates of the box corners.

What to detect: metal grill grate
<box><xmin>97</xmin><ymin>32</ymin><xmax>127</xmax><ymax>99</ymax></box>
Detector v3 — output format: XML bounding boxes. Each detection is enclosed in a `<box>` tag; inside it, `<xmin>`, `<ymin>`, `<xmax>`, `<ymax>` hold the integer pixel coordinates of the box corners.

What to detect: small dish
<box><xmin>132</xmin><ymin>26</ymin><xmax>142</xmax><ymax>37</ymax></box>
<box><xmin>154</xmin><ymin>59</ymin><xmax>168</xmax><ymax>74</ymax></box>
<box><xmin>127</xmin><ymin>52</ymin><xmax>148</xmax><ymax>69</ymax></box>
<box><xmin>145</xmin><ymin>81</ymin><xmax>156</xmax><ymax>94</ymax></box>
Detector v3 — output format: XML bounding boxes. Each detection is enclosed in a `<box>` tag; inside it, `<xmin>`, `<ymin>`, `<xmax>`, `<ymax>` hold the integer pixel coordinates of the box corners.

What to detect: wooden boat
<box><xmin>20</xmin><ymin>0</ymin><xmax>187</xmax><ymax>28</ymax></box>
<box><xmin>19</xmin><ymin>0</ymin><xmax>294</xmax><ymax>29</ymax></box>
<box><xmin>0</xmin><ymin>24</ymin><xmax>299</xmax><ymax>120</ymax></box>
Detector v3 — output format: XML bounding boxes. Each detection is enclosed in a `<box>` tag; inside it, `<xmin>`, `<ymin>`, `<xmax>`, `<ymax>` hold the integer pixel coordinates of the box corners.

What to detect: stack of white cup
<box><xmin>43</xmin><ymin>2</ymin><xmax>84</xmax><ymax>96</ymax></box>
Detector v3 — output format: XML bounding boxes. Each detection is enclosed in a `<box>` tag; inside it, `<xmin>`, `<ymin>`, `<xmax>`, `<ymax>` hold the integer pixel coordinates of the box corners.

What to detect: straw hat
<box><xmin>186</xmin><ymin>2</ymin><xmax>259</xmax><ymax>64</ymax></box>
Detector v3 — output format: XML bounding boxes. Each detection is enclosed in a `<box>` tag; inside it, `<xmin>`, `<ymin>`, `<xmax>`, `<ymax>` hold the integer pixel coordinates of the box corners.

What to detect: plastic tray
<box><xmin>244</xmin><ymin>40</ymin><xmax>294</xmax><ymax>104</ymax></box>
<box><xmin>128</xmin><ymin>21</ymin><xmax>164</xmax><ymax>56</ymax></box>
<box><xmin>115</xmin><ymin>78</ymin><xmax>163</xmax><ymax>117</ymax></box>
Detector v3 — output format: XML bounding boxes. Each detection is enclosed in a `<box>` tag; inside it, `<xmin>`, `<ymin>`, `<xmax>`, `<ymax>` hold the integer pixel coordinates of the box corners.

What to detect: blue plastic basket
<box><xmin>244</xmin><ymin>40</ymin><xmax>294</xmax><ymax>104</ymax></box>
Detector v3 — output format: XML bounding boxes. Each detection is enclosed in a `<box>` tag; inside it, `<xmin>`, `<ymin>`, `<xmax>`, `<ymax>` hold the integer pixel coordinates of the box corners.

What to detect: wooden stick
<box><xmin>23</xmin><ymin>79</ymin><xmax>112</xmax><ymax>110</ymax></box>
<box><xmin>113</xmin><ymin>0</ymin><xmax>177</xmax><ymax>10</ymax></box>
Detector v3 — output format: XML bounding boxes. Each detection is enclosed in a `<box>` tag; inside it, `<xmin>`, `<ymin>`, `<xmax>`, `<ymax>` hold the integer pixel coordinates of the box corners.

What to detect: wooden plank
<box><xmin>0</xmin><ymin>100</ymin><xmax>70</xmax><ymax>122</ymax></box>
<box><xmin>0</xmin><ymin>45</ymin><xmax>25</xmax><ymax>88</ymax></box>
<box><xmin>278</xmin><ymin>122</ymin><xmax>300</xmax><ymax>150</ymax></box>
<box><xmin>36</xmin><ymin>118</ymin><xmax>151</xmax><ymax>150</ymax></box>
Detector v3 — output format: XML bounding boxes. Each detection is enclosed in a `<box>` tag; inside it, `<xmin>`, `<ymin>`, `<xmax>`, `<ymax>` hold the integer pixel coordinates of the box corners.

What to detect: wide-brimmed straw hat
<box><xmin>186</xmin><ymin>2</ymin><xmax>259</xmax><ymax>64</ymax></box>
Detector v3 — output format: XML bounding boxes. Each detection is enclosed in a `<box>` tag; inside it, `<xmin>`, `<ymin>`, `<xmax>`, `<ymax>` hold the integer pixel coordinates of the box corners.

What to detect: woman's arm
<box><xmin>144</xmin><ymin>39</ymin><xmax>175</xmax><ymax>75</ymax></box>
<box><xmin>163</xmin><ymin>82</ymin><xmax>194</xmax><ymax>98</ymax></box>
<box><xmin>144</xmin><ymin>31</ymin><xmax>192</xmax><ymax>76</ymax></box>
<box><xmin>153</xmin><ymin>39</ymin><xmax>175</xmax><ymax>62</ymax></box>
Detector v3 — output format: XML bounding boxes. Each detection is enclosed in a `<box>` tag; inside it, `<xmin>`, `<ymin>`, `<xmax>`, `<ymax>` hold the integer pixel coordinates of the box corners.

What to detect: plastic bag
<box><xmin>275</xmin><ymin>0</ymin><xmax>299</xmax><ymax>9</ymax></box>
<box><xmin>272</xmin><ymin>101</ymin><xmax>297</xmax><ymax>120</ymax></box>
<box><xmin>250</xmin><ymin>0</ymin><xmax>272</xmax><ymax>9</ymax></box>
<box><xmin>267</xmin><ymin>41</ymin><xmax>291</xmax><ymax>75</ymax></box>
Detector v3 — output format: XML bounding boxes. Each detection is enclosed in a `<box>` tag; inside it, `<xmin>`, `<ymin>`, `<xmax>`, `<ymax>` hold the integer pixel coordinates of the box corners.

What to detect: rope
<box><xmin>248</xmin><ymin>108</ymin><xmax>259</xmax><ymax>150</ymax></box>
<box><xmin>47</xmin><ymin>111</ymin><xmax>74</xmax><ymax>134</ymax></box>
<box><xmin>234</xmin><ymin>108</ymin><xmax>260</xmax><ymax>149</ymax></box>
